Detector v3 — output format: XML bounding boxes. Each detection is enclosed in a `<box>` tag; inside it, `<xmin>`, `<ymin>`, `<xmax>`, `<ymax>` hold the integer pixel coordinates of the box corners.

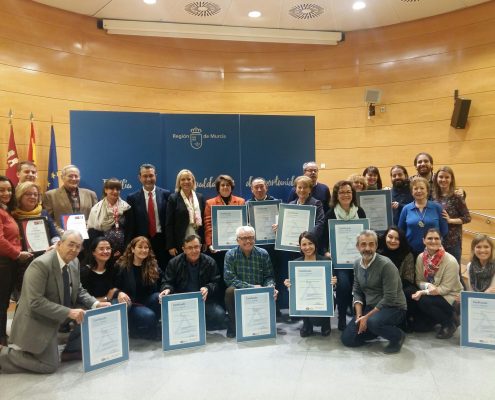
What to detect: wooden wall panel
<box><xmin>1</xmin><ymin>0</ymin><xmax>494</xmax><ymax>262</ymax></box>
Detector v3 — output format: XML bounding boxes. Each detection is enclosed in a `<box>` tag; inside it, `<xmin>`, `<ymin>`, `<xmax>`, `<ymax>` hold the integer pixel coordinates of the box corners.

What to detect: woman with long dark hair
<box><xmin>115</xmin><ymin>236</ymin><xmax>161</xmax><ymax>339</ymax></box>
<box><xmin>466</xmin><ymin>235</ymin><xmax>495</xmax><ymax>293</ymax></box>
<box><xmin>284</xmin><ymin>231</ymin><xmax>336</xmax><ymax>337</ymax></box>
<box><xmin>362</xmin><ymin>166</ymin><xmax>383</xmax><ymax>190</ymax></box>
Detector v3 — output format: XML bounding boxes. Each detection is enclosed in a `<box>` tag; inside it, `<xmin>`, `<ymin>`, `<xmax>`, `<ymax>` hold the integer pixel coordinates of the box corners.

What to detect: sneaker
<box><xmin>384</xmin><ymin>330</ymin><xmax>405</xmax><ymax>354</ymax></box>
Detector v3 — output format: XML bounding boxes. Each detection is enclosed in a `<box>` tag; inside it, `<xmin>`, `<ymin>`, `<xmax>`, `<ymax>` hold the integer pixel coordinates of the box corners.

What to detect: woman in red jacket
<box><xmin>0</xmin><ymin>176</ymin><xmax>32</xmax><ymax>345</ymax></box>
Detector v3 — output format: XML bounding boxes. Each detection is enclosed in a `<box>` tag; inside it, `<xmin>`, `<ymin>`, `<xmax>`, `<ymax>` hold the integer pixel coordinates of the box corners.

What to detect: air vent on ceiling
<box><xmin>289</xmin><ymin>3</ymin><xmax>324</xmax><ymax>19</ymax></box>
<box><xmin>185</xmin><ymin>1</ymin><xmax>221</xmax><ymax>17</ymax></box>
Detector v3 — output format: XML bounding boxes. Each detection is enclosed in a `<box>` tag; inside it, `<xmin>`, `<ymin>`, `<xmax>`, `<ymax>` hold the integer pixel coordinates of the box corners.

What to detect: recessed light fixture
<box><xmin>248</xmin><ymin>10</ymin><xmax>261</xmax><ymax>18</ymax></box>
<box><xmin>143</xmin><ymin>0</ymin><xmax>157</xmax><ymax>5</ymax></box>
<box><xmin>352</xmin><ymin>1</ymin><xmax>366</xmax><ymax>10</ymax></box>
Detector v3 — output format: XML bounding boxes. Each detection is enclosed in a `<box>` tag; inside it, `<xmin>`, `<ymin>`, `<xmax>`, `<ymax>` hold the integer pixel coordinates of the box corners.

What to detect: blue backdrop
<box><xmin>70</xmin><ymin>111</ymin><xmax>314</xmax><ymax>202</ymax></box>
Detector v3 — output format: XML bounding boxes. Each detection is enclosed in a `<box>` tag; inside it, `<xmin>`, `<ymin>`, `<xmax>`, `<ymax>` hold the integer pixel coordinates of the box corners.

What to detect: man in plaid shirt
<box><xmin>224</xmin><ymin>226</ymin><xmax>278</xmax><ymax>338</ymax></box>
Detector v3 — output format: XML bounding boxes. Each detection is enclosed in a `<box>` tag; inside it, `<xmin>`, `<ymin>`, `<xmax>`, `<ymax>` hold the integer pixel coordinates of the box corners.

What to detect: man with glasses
<box><xmin>287</xmin><ymin>161</ymin><xmax>330</xmax><ymax>213</ymax></box>
<box><xmin>223</xmin><ymin>226</ymin><xmax>277</xmax><ymax>338</ymax></box>
<box><xmin>159</xmin><ymin>234</ymin><xmax>225</xmax><ymax>330</ymax></box>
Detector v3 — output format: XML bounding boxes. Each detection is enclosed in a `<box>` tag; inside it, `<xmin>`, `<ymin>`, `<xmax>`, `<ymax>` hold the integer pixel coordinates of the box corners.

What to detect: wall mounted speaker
<box><xmin>450</xmin><ymin>98</ymin><xmax>471</xmax><ymax>129</ymax></box>
<box><xmin>364</xmin><ymin>89</ymin><xmax>381</xmax><ymax>104</ymax></box>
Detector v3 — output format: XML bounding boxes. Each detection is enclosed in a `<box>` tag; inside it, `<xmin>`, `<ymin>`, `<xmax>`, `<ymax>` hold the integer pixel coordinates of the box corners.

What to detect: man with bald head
<box><xmin>0</xmin><ymin>231</ymin><xmax>110</xmax><ymax>374</ymax></box>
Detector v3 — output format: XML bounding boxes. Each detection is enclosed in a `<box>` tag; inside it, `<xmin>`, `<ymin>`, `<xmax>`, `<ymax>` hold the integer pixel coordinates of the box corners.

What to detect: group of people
<box><xmin>0</xmin><ymin>153</ymin><xmax>493</xmax><ymax>374</ymax></box>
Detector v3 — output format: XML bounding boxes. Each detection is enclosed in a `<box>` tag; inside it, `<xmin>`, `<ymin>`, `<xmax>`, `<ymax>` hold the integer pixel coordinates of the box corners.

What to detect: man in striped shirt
<box><xmin>224</xmin><ymin>226</ymin><xmax>277</xmax><ymax>338</ymax></box>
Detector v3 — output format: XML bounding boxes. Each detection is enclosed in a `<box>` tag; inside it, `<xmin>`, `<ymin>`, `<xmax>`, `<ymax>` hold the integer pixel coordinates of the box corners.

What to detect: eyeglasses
<box><xmin>238</xmin><ymin>236</ymin><xmax>255</xmax><ymax>242</ymax></box>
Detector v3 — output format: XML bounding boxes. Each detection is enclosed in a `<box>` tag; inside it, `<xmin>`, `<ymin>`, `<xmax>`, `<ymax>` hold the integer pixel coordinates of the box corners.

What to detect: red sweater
<box><xmin>0</xmin><ymin>208</ymin><xmax>21</xmax><ymax>260</ymax></box>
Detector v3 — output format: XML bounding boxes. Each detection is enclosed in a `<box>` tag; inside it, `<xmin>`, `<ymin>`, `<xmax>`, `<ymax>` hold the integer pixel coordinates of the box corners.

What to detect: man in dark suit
<box><xmin>0</xmin><ymin>231</ymin><xmax>110</xmax><ymax>374</ymax></box>
<box><xmin>126</xmin><ymin>163</ymin><xmax>170</xmax><ymax>270</ymax></box>
<box><xmin>42</xmin><ymin>164</ymin><xmax>98</xmax><ymax>234</ymax></box>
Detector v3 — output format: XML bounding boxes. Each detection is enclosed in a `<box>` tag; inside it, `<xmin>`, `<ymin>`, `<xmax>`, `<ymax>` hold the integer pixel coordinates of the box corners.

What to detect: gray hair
<box><xmin>61</xmin><ymin>165</ymin><xmax>80</xmax><ymax>177</ymax></box>
<box><xmin>302</xmin><ymin>161</ymin><xmax>317</xmax><ymax>171</ymax></box>
<box><xmin>236</xmin><ymin>225</ymin><xmax>255</xmax><ymax>238</ymax></box>
<box><xmin>356</xmin><ymin>230</ymin><xmax>378</xmax><ymax>246</ymax></box>
<box><xmin>60</xmin><ymin>230</ymin><xmax>83</xmax><ymax>242</ymax></box>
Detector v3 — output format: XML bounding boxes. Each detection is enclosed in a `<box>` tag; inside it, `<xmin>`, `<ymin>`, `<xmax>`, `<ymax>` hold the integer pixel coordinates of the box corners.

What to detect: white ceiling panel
<box><xmin>93</xmin><ymin>0</ymin><xmax>177</xmax><ymax>21</ymax></box>
<box><xmin>280</xmin><ymin>0</ymin><xmax>336</xmax><ymax>31</ymax></box>
<box><xmin>167</xmin><ymin>0</ymin><xmax>232</xmax><ymax>25</ymax></box>
<box><xmin>331</xmin><ymin>0</ymin><xmax>400</xmax><ymax>32</ymax></box>
<box><xmin>392</xmin><ymin>0</ymin><xmax>466</xmax><ymax>23</ymax></box>
<box><xmin>224</xmin><ymin>0</ymin><xmax>283</xmax><ymax>28</ymax></box>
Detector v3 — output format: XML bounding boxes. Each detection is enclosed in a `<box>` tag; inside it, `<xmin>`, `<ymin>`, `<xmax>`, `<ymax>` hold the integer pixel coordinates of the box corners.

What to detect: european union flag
<box><xmin>47</xmin><ymin>125</ymin><xmax>59</xmax><ymax>190</ymax></box>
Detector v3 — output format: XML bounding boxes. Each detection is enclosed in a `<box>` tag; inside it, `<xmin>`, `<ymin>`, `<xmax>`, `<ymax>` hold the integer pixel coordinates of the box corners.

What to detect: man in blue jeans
<box><xmin>341</xmin><ymin>230</ymin><xmax>407</xmax><ymax>354</ymax></box>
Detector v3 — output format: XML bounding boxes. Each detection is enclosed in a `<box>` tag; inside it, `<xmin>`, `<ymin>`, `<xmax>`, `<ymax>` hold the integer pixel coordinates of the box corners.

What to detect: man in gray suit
<box><xmin>42</xmin><ymin>165</ymin><xmax>98</xmax><ymax>234</ymax></box>
<box><xmin>0</xmin><ymin>231</ymin><xmax>110</xmax><ymax>374</ymax></box>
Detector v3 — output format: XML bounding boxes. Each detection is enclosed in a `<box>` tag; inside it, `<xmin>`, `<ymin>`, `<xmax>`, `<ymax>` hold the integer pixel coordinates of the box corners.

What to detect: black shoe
<box><xmin>299</xmin><ymin>320</ymin><xmax>313</xmax><ymax>337</ymax></box>
<box><xmin>61</xmin><ymin>351</ymin><xmax>82</xmax><ymax>362</ymax></box>
<box><xmin>338</xmin><ymin>315</ymin><xmax>347</xmax><ymax>331</ymax></box>
<box><xmin>436</xmin><ymin>323</ymin><xmax>456</xmax><ymax>339</ymax></box>
<box><xmin>384</xmin><ymin>331</ymin><xmax>405</xmax><ymax>354</ymax></box>
<box><xmin>226</xmin><ymin>327</ymin><xmax>236</xmax><ymax>338</ymax></box>
<box><xmin>321</xmin><ymin>325</ymin><xmax>331</xmax><ymax>337</ymax></box>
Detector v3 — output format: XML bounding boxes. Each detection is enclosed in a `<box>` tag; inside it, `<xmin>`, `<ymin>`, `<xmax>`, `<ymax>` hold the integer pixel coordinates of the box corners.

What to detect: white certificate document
<box><xmin>334</xmin><ymin>223</ymin><xmax>364</xmax><ymax>264</ymax></box>
<box><xmin>252</xmin><ymin>203</ymin><xmax>278</xmax><ymax>241</ymax></box>
<box><xmin>280</xmin><ymin>208</ymin><xmax>311</xmax><ymax>247</ymax></box>
<box><xmin>468</xmin><ymin>297</ymin><xmax>495</xmax><ymax>345</ymax></box>
<box><xmin>24</xmin><ymin>219</ymin><xmax>49</xmax><ymax>252</ymax></box>
<box><xmin>241</xmin><ymin>292</ymin><xmax>271</xmax><ymax>337</ymax></box>
<box><xmin>358</xmin><ymin>194</ymin><xmax>388</xmax><ymax>231</ymax></box>
<box><xmin>295</xmin><ymin>266</ymin><xmax>327</xmax><ymax>311</ymax></box>
<box><xmin>168</xmin><ymin>298</ymin><xmax>200</xmax><ymax>345</ymax></box>
<box><xmin>65</xmin><ymin>214</ymin><xmax>89</xmax><ymax>239</ymax></box>
<box><xmin>87</xmin><ymin>310</ymin><xmax>123</xmax><ymax>365</ymax></box>
<box><xmin>217</xmin><ymin>209</ymin><xmax>244</xmax><ymax>247</ymax></box>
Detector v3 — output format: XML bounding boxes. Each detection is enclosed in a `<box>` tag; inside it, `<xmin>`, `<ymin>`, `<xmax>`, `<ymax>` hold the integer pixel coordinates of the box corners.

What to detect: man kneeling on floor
<box><xmin>341</xmin><ymin>230</ymin><xmax>407</xmax><ymax>354</ymax></box>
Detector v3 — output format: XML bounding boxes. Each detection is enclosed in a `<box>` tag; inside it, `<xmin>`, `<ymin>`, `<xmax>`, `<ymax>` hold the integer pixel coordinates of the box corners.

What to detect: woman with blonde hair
<box><xmin>347</xmin><ymin>174</ymin><xmax>367</xmax><ymax>192</ymax></box>
<box><xmin>165</xmin><ymin>169</ymin><xmax>205</xmax><ymax>257</ymax></box>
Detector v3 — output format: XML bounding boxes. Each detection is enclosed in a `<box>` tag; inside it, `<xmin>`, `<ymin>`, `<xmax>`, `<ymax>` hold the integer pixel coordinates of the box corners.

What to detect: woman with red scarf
<box><xmin>411</xmin><ymin>228</ymin><xmax>462</xmax><ymax>339</ymax></box>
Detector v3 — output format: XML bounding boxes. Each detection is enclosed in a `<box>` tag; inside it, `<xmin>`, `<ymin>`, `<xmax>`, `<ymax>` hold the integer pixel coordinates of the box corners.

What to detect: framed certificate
<box><xmin>288</xmin><ymin>260</ymin><xmax>334</xmax><ymax>317</ymax></box>
<box><xmin>247</xmin><ymin>200</ymin><xmax>280</xmax><ymax>245</ymax></box>
<box><xmin>275</xmin><ymin>204</ymin><xmax>316</xmax><ymax>252</ymax></box>
<box><xmin>329</xmin><ymin>219</ymin><xmax>370</xmax><ymax>269</ymax></box>
<box><xmin>161</xmin><ymin>292</ymin><xmax>206</xmax><ymax>352</ymax></box>
<box><xmin>460</xmin><ymin>291</ymin><xmax>495</xmax><ymax>350</ymax></box>
<box><xmin>61</xmin><ymin>214</ymin><xmax>89</xmax><ymax>239</ymax></box>
<box><xmin>18</xmin><ymin>218</ymin><xmax>50</xmax><ymax>254</ymax></box>
<box><xmin>356</xmin><ymin>190</ymin><xmax>392</xmax><ymax>232</ymax></box>
<box><xmin>235</xmin><ymin>287</ymin><xmax>276</xmax><ymax>343</ymax></box>
<box><xmin>81</xmin><ymin>303</ymin><xmax>129</xmax><ymax>373</ymax></box>
<box><xmin>211</xmin><ymin>205</ymin><xmax>247</xmax><ymax>251</ymax></box>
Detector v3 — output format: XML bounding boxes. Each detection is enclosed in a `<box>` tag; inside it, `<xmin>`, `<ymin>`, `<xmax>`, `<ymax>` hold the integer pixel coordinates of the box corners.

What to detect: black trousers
<box><xmin>0</xmin><ymin>258</ymin><xmax>18</xmax><ymax>340</ymax></box>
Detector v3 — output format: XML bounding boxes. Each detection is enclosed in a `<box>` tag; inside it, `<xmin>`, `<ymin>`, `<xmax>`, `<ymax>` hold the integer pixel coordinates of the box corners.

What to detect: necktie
<box><xmin>148</xmin><ymin>191</ymin><xmax>157</xmax><ymax>237</ymax></box>
<box><xmin>62</xmin><ymin>265</ymin><xmax>71</xmax><ymax>308</ymax></box>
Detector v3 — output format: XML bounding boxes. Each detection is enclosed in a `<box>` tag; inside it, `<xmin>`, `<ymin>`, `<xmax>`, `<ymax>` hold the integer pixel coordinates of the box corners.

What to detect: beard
<box><xmin>392</xmin><ymin>178</ymin><xmax>409</xmax><ymax>189</ymax></box>
<box><xmin>360</xmin><ymin>251</ymin><xmax>374</xmax><ymax>262</ymax></box>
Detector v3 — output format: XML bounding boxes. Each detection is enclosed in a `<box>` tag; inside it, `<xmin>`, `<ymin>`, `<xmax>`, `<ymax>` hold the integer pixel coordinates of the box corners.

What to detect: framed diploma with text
<box><xmin>61</xmin><ymin>214</ymin><xmax>89</xmax><ymax>239</ymax></box>
<box><xmin>235</xmin><ymin>287</ymin><xmax>276</xmax><ymax>343</ymax></box>
<box><xmin>288</xmin><ymin>260</ymin><xmax>334</xmax><ymax>317</ymax></box>
<box><xmin>211</xmin><ymin>205</ymin><xmax>248</xmax><ymax>251</ymax></box>
<box><xmin>275</xmin><ymin>204</ymin><xmax>316</xmax><ymax>252</ymax></box>
<box><xmin>81</xmin><ymin>303</ymin><xmax>129</xmax><ymax>373</ymax></box>
<box><xmin>329</xmin><ymin>219</ymin><xmax>370</xmax><ymax>269</ymax></box>
<box><xmin>356</xmin><ymin>190</ymin><xmax>392</xmax><ymax>233</ymax></box>
<box><xmin>247</xmin><ymin>200</ymin><xmax>280</xmax><ymax>245</ymax></box>
<box><xmin>460</xmin><ymin>291</ymin><xmax>495</xmax><ymax>350</ymax></box>
<box><xmin>17</xmin><ymin>217</ymin><xmax>50</xmax><ymax>254</ymax></box>
<box><xmin>161</xmin><ymin>292</ymin><xmax>206</xmax><ymax>352</ymax></box>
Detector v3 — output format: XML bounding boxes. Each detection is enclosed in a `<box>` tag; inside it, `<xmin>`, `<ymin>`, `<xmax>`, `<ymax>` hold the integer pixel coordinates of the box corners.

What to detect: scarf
<box><xmin>380</xmin><ymin>247</ymin><xmax>408</xmax><ymax>271</ymax></box>
<box><xmin>180</xmin><ymin>190</ymin><xmax>202</xmax><ymax>227</ymax></box>
<box><xmin>334</xmin><ymin>203</ymin><xmax>359</xmax><ymax>221</ymax></box>
<box><xmin>87</xmin><ymin>197</ymin><xmax>131</xmax><ymax>231</ymax></box>
<box><xmin>422</xmin><ymin>248</ymin><xmax>445</xmax><ymax>281</ymax></box>
<box><xmin>12</xmin><ymin>204</ymin><xmax>43</xmax><ymax>219</ymax></box>
<box><xmin>469</xmin><ymin>259</ymin><xmax>495</xmax><ymax>292</ymax></box>
<box><xmin>366</xmin><ymin>184</ymin><xmax>378</xmax><ymax>191</ymax></box>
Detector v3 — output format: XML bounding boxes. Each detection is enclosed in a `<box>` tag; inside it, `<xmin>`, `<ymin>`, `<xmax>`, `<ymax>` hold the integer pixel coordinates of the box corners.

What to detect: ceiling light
<box><xmin>248</xmin><ymin>11</ymin><xmax>261</xmax><ymax>18</ymax></box>
<box><xmin>143</xmin><ymin>0</ymin><xmax>156</xmax><ymax>4</ymax></box>
<box><xmin>352</xmin><ymin>1</ymin><xmax>366</xmax><ymax>10</ymax></box>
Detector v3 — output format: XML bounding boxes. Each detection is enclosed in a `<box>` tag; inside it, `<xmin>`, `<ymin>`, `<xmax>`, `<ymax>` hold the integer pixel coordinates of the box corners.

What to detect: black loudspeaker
<box><xmin>450</xmin><ymin>98</ymin><xmax>471</xmax><ymax>129</ymax></box>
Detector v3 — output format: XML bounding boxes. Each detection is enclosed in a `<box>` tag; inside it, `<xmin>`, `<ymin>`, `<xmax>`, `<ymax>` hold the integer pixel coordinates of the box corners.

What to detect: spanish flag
<box><xmin>27</xmin><ymin>121</ymin><xmax>37</xmax><ymax>163</ymax></box>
